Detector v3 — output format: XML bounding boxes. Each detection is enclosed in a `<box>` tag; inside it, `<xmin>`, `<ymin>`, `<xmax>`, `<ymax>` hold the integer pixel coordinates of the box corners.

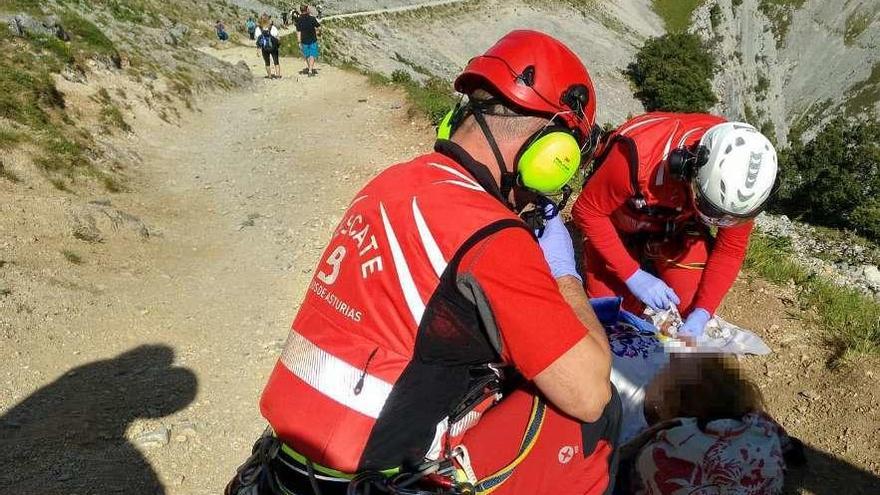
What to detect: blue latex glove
<box><xmin>679</xmin><ymin>308</ymin><xmax>712</xmax><ymax>337</ymax></box>
<box><xmin>537</xmin><ymin>213</ymin><xmax>582</xmax><ymax>281</ymax></box>
<box><xmin>624</xmin><ymin>269</ymin><xmax>680</xmax><ymax>311</ymax></box>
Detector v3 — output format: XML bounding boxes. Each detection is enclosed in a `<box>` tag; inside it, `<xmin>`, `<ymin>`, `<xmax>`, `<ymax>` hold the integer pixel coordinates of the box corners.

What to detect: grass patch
<box><xmin>59</xmin><ymin>9</ymin><xmax>117</xmax><ymax>58</ymax></box>
<box><xmin>101</xmin><ymin>105</ymin><xmax>130</xmax><ymax>132</ymax></box>
<box><xmin>844</xmin><ymin>8</ymin><xmax>875</xmax><ymax>46</ymax></box>
<box><xmin>0</xmin><ymin>128</ymin><xmax>24</xmax><ymax>148</ymax></box>
<box><xmin>758</xmin><ymin>0</ymin><xmax>807</xmax><ymax>48</ymax></box>
<box><xmin>61</xmin><ymin>249</ymin><xmax>83</xmax><ymax>264</ymax></box>
<box><xmin>844</xmin><ymin>62</ymin><xmax>880</xmax><ymax>117</ymax></box>
<box><xmin>100</xmin><ymin>174</ymin><xmax>123</xmax><ymax>192</ymax></box>
<box><xmin>788</xmin><ymin>98</ymin><xmax>833</xmax><ymax>143</ymax></box>
<box><xmin>279</xmin><ymin>34</ymin><xmax>302</xmax><ymax>59</ymax></box>
<box><xmin>745</xmin><ymin>232</ymin><xmax>880</xmax><ymax>360</ymax></box>
<box><xmin>359</xmin><ymin>65</ymin><xmax>453</xmax><ymax>125</ymax></box>
<box><xmin>0</xmin><ymin>0</ymin><xmax>250</xmax><ymax>191</ymax></box>
<box><xmin>404</xmin><ymin>78</ymin><xmax>455</xmax><ymax>124</ymax></box>
<box><xmin>809</xmin><ymin>225</ymin><xmax>880</xmax><ymax>267</ymax></box>
<box><xmin>651</xmin><ymin>0</ymin><xmax>704</xmax><ymax>33</ymax></box>
<box><xmin>48</xmin><ymin>176</ymin><xmax>69</xmax><ymax>191</ymax></box>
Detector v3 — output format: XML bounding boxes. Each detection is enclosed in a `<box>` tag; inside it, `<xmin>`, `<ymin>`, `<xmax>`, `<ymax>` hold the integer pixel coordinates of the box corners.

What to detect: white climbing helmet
<box><xmin>692</xmin><ymin>122</ymin><xmax>778</xmax><ymax>227</ymax></box>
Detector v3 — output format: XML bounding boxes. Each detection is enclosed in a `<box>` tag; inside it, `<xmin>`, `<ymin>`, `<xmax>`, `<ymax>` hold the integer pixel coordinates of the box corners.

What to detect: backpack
<box><xmin>257</xmin><ymin>29</ymin><xmax>277</xmax><ymax>52</ymax></box>
<box><xmin>246</xmin><ymin>19</ymin><xmax>256</xmax><ymax>32</ymax></box>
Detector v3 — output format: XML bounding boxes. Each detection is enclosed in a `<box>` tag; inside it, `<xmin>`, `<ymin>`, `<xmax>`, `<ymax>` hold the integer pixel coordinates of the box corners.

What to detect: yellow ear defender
<box><xmin>515</xmin><ymin>126</ymin><xmax>582</xmax><ymax>194</ymax></box>
<box><xmin>437</xmin><ymin>103</ymin><xmax>465</xmax><ymax>141</ymax></box>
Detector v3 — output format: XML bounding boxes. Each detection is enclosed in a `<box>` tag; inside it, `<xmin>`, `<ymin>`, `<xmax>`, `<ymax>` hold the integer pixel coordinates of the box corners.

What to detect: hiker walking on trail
<box><xmin>215</xmin><ymin>20</ymin><xmax>229</xmax><ymax>41</ymax></box>
<box><xmin>226</xmin><ymin>30</ymin><xmax>621</xmax><ymax>495</ymax></box>
<box><xmin>255</xmin><ymin>16</ymin><xmax>281</xmax><ymax>79</ymax></box>
<box><xmin>295</xmin><ymin>4</ymin><xmax>320</xmax><ymax>77</ymax></box>
<box><xmin>245</xmin><ymin>16</ymin><xmax>257</xmax><ymax>40</ymax></box>
<box><xmin>572</xmin><ymin>113</ymin><xmax>778</xmax><ymax>339</ymax></box>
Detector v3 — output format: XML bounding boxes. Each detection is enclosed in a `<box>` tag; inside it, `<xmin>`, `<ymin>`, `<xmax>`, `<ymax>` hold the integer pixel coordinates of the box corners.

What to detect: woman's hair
<box><xmin>651</xmin><ymin>354</ymin><xmax>764</xmax><ymax>426</ymax></box>
<box><xmin>259</xmin><ymin>14</ymin><xmax>270</xmax><ymax>28</ymax></box>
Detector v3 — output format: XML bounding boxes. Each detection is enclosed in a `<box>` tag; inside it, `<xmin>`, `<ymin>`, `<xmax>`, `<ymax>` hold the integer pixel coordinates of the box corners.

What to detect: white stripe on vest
<box><xmin>280</xmin><ymin>330</ymin><xmax>393</xmax><ymax>419</ymax></box>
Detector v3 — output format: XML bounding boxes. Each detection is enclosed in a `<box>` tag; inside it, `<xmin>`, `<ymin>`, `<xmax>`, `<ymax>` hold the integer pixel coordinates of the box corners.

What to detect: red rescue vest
<box><xmin>260</xmin><ymin>142</ymin><xmax>526</xmax><ymax>473</ymax></box>
<box><xmin>593</xmin><ymin>113</ymin><xmax>726</xmax><ymax>234</ymax></box>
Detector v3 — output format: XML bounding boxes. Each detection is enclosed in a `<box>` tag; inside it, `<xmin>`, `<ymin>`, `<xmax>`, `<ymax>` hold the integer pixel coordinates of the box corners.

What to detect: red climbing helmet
<box><xmin>454</xmin><ymin>30</ymin><xmax>597</xmax><ymax>144</ymax></box>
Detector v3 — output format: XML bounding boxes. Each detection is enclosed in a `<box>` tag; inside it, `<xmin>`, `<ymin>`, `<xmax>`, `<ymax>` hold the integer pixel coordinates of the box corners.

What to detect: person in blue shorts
<box><xmin>294</xmin><ymin>4</ymin><xmax>321</xmax><ymax>77</ymax></box>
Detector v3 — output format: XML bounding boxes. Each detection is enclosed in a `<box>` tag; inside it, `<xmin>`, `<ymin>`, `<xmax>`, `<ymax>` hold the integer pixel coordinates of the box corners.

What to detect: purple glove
<box><xmin>679</xmin><ymin>308</ymin><xmax>711</xmax><ymax>337</ymax></box>
<box><xmin>625</xmin><ymin>269</ymin><xmax>680</xmax><ymax>311</ymax></box>
<box><xmin>537</xmin><ymin>214</ymin><xmax>581</xmax><ymax>281</ymax></box>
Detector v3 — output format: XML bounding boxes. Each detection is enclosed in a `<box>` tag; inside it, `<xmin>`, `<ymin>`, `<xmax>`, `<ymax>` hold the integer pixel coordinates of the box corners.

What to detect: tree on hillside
<box><xmin>626</xmin><ymin>33</ymin><xmax>717</xmax><ymax>113</ymax></box>
<box><xmin>773</xmin><ymin>116</ymin><xmax>880</xmax><ymax>241</ymax></box>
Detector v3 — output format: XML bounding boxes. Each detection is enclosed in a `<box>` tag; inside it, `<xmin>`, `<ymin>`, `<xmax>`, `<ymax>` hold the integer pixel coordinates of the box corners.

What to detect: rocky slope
<box><xmin>693</xmin><ymin>0</ymin><xmax>880</xmax><ymax>144</ymax></box>
<box><xmin>0</xmin><ymin>0</ymin><xmax>258</xmax><ymax>196</ymax></box>
<box><xmin>756</xmin><ymin>213</ymin><xmax>880</xmax><ymax>301</ymax></box>
<box><xmin>322</xmin><ymin>0</ymin><xmax>663</xmax><ymax>125</ymax></box>
<box><xmin>319</xmin><ymin>0</ymin><xmax>878</xmax><ymax>141</ymax></box>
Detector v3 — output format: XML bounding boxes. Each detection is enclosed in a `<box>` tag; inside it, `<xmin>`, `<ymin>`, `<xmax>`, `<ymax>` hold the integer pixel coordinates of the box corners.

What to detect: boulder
<box><xmin>862</xmin><ymin>264</ymin><xmax>880</xmax><ymax>289</ymax></box>
<box><xmin>7</xmin><ymin>13</ymin><xmax>68</xmax><ymax>41</ymax></box>
<box><xmin>164</xmin><ymin>23</ymin><xmax>189</xmax><ymax>46</ymax></box>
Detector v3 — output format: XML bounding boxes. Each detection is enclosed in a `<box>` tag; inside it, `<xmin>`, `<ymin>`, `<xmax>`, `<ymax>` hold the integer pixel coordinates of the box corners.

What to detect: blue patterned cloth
<box><xmin>589</xmin><ymin>298</ymin><xmax>662</xmax><ymax>359</ymax></box>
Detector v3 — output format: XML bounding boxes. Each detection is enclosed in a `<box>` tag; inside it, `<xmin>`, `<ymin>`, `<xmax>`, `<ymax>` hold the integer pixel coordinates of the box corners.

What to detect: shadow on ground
<box><xmin>0</xmin><ymin>345</ymin><xmax>197</xmax><ymax>494</ymax></box>
<box><xmin>785</xmin><ymin>444</ymin><xmax>880</xmax><ymax>494</ymax></box>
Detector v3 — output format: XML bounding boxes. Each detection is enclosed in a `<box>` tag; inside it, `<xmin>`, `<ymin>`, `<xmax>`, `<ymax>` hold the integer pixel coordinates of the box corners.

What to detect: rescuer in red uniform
<box><xmin>572</xmin><ymin>113</ymin><xmax>778</xmax><ymax>337</ymax></box>
<box><xmin>226</xmin><ymin>31</ymin><xmax>621</xmax><ymax>495</ymax></box>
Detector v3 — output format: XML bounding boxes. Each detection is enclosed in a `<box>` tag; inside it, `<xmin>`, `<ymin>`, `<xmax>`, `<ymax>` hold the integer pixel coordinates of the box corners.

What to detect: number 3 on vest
<box><xmin>317</xmin><ymin>245</ymin><xmax>347</xmax><ymax>285</ymax></box>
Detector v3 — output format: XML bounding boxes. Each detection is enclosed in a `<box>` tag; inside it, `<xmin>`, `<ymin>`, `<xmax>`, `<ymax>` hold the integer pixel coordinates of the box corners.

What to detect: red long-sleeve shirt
<box><xmin>572</xmin><ymin>144</ymin><xmax>753</xmax><ymax>314</ymax></box>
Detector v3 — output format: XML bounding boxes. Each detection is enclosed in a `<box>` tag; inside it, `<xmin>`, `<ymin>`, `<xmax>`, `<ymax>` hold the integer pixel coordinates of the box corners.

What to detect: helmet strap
<box><xmin>470</xmin><ymin>105</ymin><xmax>517</xmax><ymax>207</ymax></box>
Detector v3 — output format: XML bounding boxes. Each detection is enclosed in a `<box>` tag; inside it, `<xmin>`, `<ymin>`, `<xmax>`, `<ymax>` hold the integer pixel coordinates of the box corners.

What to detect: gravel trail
<box><xmin>0</xmin><ymin>42</ymin><xmax>429</xmax><ymax>494</ymax></box>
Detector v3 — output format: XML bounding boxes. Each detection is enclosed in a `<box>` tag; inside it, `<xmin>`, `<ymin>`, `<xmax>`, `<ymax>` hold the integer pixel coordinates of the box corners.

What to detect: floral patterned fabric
<box><xmin>635</xmin><ymin>413</ymin><xmax>786</xmax><ymax>495</ymax></box>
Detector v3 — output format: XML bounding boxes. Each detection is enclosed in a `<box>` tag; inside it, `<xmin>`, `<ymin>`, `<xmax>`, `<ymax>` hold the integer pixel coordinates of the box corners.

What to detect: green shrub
<box><xmin>759</xmin><ymin>119</ymin><xmax>776</xmax><ymax>143</ymax></box>
<box><xmin>626</xmin><ymin>33</ymin><xmax>717</xmax><ymax>113</ymax></box>
<box><xmin>709</xmin><ymin>3</ymin><xmax>722</xmax><ymax>30</ymax></box>
<box><xmin>403</xmin><ymin>77</ymin><xmax>454</xmax><ymax>125</ymax></box>
<box><xmin>755</xmin><ymin>72</ymin><xmax>770</xmax><ymax>101</ymax></box>
<box><xmin>60</xmin><ymin>10</ymin><xmax>117</xmax><ymax>58</ymax></box>
<box><xmin>61</xmin><ymin>249</ymin><xmax>83</xmax><ymax>264</ymax></box>
<box><xmin>651</xmin><ymin>0</ymin><xmax>704</xmax><ymax>33</ymax></box>
<box><xmin>773</xmin><ymin>116</ymin><xmax>880</xmax><ymax>242</ymax></box>
<box><xmin>391</xmin><ymin>69</ymin><xmax>412</xmax><ymax>84</ymax></box>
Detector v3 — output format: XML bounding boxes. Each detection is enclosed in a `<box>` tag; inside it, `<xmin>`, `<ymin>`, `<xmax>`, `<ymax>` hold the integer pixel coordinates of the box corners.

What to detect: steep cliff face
<box><xmin>693</xmin><ymin>0</ymin><xmax>880</xmax><ymax>144</ymax></box>
<box><xmin>324</xmin><ymin>0</ymin><xmax>877</xmax><ymax>139</ymax></box>
<box><xmin>323</xmin><ymin>0</ymin><xmax>663</xmax><ymax>124</ymax></box>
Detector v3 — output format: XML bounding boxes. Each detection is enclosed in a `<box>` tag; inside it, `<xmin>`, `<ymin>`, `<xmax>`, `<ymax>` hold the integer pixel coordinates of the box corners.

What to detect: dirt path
<box><xmin>0</xmin><ymin>43</ymin><xmax>429</xmax><ymax>493</ymax></box>
<box><xmin>1</xmin><ymin>38</ymin><xmax>878</xmax><ymax>495</ymax></box>
<box><xmin>323</xmin><ymin>0</ymin><xmax>472</xmax><ymax>20</ymax></box>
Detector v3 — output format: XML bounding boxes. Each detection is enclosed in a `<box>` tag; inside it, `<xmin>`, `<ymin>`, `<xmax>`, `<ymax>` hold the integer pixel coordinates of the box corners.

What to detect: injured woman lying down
<box><xmin>588</xmin><ymin>298</ymin><xmax>805</xmax><ymax>495</ymax></box>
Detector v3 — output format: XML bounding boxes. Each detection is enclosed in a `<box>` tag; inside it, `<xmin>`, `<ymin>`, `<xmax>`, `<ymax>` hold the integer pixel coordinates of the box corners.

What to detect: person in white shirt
<box><xmin>254</xmin><ymin>16</ymin><xmax>281</xmax><ymax>79</ymax></box>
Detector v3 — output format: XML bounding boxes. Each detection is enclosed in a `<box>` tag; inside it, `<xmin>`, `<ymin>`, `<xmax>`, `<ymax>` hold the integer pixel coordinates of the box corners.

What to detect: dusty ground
<box><xmin>1</xmin><ymin>36</ymin><xmax>878</xmax><ymax>495</ymax></box>
<box><xmin>0</xmin><ymin>40</ymin><xmax>429</xmax><ymax>494</ymax></box>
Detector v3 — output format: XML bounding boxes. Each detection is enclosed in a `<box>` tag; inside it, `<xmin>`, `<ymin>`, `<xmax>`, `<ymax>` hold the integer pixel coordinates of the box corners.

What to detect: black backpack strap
<box><xmin>587</xmin><ymin>134</ymin><xmax>646</xmax><ymax>209</ymax></box>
